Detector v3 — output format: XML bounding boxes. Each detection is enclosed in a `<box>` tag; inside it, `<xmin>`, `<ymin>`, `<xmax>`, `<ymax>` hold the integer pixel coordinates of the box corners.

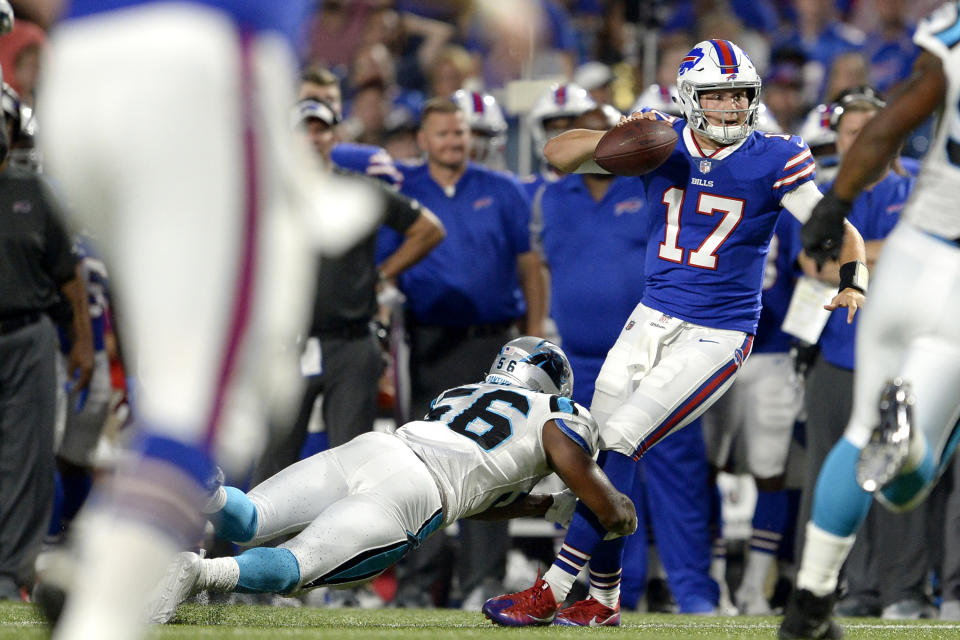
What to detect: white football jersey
<box><xmin>908</xmin><ymin>1</ymin><xmax>960</xmax><ymax>237</ymax></box>
<box><xmin>394</xmin><ymin>382</ymin><xmax>598</xmax><ymax>526</ymax></box>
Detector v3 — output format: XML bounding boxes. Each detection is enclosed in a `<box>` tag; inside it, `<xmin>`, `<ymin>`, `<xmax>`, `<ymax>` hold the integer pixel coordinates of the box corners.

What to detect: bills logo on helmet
<box><xmin>679</xmin><ymin>48</ymin><xmax>704</xmax><ymax>76</ymax></box>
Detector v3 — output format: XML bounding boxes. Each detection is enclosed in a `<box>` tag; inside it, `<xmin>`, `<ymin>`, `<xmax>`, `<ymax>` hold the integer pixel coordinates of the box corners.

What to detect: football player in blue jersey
<box><xmin>780</xmin><ymin>2</ymin><xmax>960</xmax><ymax>636</ymax></box>
<box><xmin>28</xmin><ymin>2</ymin><xmax>383</xmax><ymax>639</ymax></box>
<box><xmin>483</xmin><ymin>38</ymin><xmax>867</xmax><ymax>627</ymax></box>
<box><xmin>521</xmin><ymin>83</ymin><xmax>597</xmax><ymax>200</ymax></box>
<box><xmin>451</xmin><ymin>89</ymin><xmax>510</xmax><ymax>171</ymax></box>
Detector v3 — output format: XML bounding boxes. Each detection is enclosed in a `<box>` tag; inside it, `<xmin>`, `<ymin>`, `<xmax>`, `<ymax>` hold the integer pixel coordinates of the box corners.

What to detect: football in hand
<box><xmin>593</xmin><ymin>117</ymin><xmax>678</xmax><ymax>176</ymax></box>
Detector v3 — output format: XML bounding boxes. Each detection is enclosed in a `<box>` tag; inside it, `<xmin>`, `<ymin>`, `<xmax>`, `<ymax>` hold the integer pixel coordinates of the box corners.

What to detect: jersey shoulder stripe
<box><xmin>915</xmin><ymin>2</ymin><xmax>960</xmax><ymax>56</ymax></box>
<box><xmin>767</xmin><ymin>135</ymin><xmax>816</xmax><ymax>193</ymax></box>
<box><xmin>554</xmin><ymin>418</ymin><xmax>592</xmax><ymax>454</ymax></box>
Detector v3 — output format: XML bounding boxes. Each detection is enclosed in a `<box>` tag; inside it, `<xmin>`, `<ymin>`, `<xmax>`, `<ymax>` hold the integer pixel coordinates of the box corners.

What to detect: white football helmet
<box><xmin>486</xmin><ymin>337</ymin><xmax>574</xmax><ymax>399</ymax></box>
<box><xmin>631</xmin><ymin>84</ymin><xmax>681</xmax><ymax>116</ymax></box>
<box><xmin>597</xmin><ymin>104</ymin><xmax>622</xmax><ymax>129</ymax></box>
<box><xmin>755</xmin><ymin>102</ymin><xmax>782</xmax><ymax>133</ymax></box>
<box><xmin>676</xmin><ymin>39</ymin><xmax>761</xmax><ymax>145</ymax></box>
<box><xmin>451</xmin><ymin>89</ymin><xmax>507</xmax><ymax>167</ymax></box>
<box><xmin>799</xmin><ymin>103</ymin><xmax>838</xmax><ymax>151</ymax></box>
<box><xmin>529</xmin><ymin>83</ymin><xmax>596</xmax><ymax>158</ymax></box>
<box><xmin>798</xmin><ymin>103</ymin><xmax>839</xmax><ymax>184</ymax></box>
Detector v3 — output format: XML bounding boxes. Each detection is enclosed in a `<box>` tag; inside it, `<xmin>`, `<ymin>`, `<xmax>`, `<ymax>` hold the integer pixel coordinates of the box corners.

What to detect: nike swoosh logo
<box><xmin>526</xmin><ymin>614</ymin><xmax>555</xmax><ymax>623</ymax></box>
<box><xmin>698</xmin><ymin>338</ymin><xmax>719</xmax><ymax>343</ymax></box>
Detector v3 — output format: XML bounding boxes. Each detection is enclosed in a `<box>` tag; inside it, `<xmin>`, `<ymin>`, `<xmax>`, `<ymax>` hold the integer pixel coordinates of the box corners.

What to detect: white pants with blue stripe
<box><xmin>592</xmin><ymin>302</ymin><xmax>753</xmax><ymax>459</ymax></box>
<box><xmin>244</xmin><ymin>432</ymin><xmax>443</xmax><ymax>589</ymax></box>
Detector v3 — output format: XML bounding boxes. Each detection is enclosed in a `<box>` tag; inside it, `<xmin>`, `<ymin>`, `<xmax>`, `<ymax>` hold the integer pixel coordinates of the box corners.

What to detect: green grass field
<box><xmin>2</xmin><ymin>602</ymin><xmax>959</xmax><ymax>640</ymax></box>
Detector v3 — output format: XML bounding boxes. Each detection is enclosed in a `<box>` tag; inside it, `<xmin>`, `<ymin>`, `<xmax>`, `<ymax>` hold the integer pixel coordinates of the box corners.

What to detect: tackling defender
<box><xmin>780</xmin><ymin>2</ymin><xmax>960</xmax><ymax>637</ymax></box>
<box><xmin>483</xmin><ymin>39</ymin><xmax>867</xmax><ymax>627</ymax></box>
<box><xmin>146</xmin><ymin>337</ymin><xmax>636</xmax><ymax>622</ymax></box>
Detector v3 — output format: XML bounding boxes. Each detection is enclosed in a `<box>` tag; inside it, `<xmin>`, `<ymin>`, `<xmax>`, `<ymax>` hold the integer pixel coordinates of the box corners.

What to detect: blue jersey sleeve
<box><xmin>770</xmin><ymin>135</ymin><xmax>816</xmax><ymax>199</ymax></box>
<box><xmin>330</xmin><ymin>143</ymin><xmax>403</xmax><ymax>187</ymax></box>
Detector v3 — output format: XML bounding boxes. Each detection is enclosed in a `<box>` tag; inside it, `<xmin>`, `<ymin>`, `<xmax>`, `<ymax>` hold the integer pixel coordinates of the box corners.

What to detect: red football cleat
<box><xmin>481</xmin><ymin>570</ymin><xmax>560</xmax><ymax>626</ymax></box>
<box><xmin>553</xmin><ymin>597</ymin><xmax>621</xmax><ymax>626</ymax></box>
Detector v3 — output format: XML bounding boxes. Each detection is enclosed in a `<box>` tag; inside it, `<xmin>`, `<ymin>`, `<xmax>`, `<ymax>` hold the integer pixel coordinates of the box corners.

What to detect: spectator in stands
<box><xmin>464</xmin><ymin>0</ymin><xmax>578</xmax><ymax>88</ymax></box>
<box><xmin>343</xmin><ymin>43</ymin><xmax>424</xmax><ymax>146</ymax></box>
<box><xmin>763</xmin><ymin>58</ymin><xmax>809</xmax><ymax>138</ymax></box>
<box><xmin>427</xmin><ymin>44</ymin><xmax>479</xmax><ymax>99</ymax></box>
<box><xmin>857</xmin><ymin>0</ymin><xmax>920</xmax><ymax>96</ymax></box>
<box><xmin>0</xmin><ymin>17</ymin><xmax>45</xmax><ymax>104</ymax></box>
<box><xmin>774</xmin><ymin>0</ymin><xmax>866</xmax><ymax>101</ymax></box>
<box><xmin>360</xmin><ymin>5</ymin><xmax>455</xmax><ymax>95</ymax></box>
<box><xmin>306</xmin><ymin>0</ymin><xmax>381</xmax><ymax>76</ymax></box>
<box><xmin>824</xmin><ymin>51</ymin><xmax>870</xmax><ymax>102</ymax></box>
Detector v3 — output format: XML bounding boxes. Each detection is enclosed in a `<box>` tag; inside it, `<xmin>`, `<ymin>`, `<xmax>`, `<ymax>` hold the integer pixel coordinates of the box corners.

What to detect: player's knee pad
<box><xmin>235</xmin><ymin>547</ymin><xmax>301</xmax><ymax>594</ymax></box>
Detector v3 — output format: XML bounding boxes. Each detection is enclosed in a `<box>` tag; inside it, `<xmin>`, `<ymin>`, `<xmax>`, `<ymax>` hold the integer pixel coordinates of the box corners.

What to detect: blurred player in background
<box><xmin>781</xmin><ymin>3</ymin><xmax>960</xmax><ymax>637</ymax></box>
<box><xmin>522</xmin><ymin>82</ymin><xmax>596</xmax><ymax>199</ymax></box>
<box><xmin>451</xmin><ymin>88</ymin><xmax>509</xmax><ymax>170</ymax></box>
<box><xmin>484</xmin><ymin>38</ymin><xmax>866</xmax><ymax>628</ymax></box>
<box><xmin>26</xmin><ymin>2</ymin><xmax>381</xmax><ymax>639</ymax></box>
<box><xmin>146</xmin><ymin>337</ymin><xmax>636</xmax><ymax>623</ymax></box>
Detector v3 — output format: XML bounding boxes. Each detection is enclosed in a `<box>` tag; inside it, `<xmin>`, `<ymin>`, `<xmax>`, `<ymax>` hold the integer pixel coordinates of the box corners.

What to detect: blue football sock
<box><xmin>811</xmin><ymin>438</ymin><xmax>872</xmax><ymax>537</ymax></box>
<box><xmin>235</xmin><ymin>547</ymin><xmax>301</xmax><ymax>594</ymax></box>
<box><xmin>210</xmin><ymin>486</ymin><xmax>258</xmax><ymax>543</ymax></box>
<box><xmin>750</xmin><ymin>489</ymin><xmax>787</xmax><ymax>554</ymax></box>
<box><xmin>551</xmin><ymin>451</ymin><xmax>637</xmax><ymax>578</ymax></box>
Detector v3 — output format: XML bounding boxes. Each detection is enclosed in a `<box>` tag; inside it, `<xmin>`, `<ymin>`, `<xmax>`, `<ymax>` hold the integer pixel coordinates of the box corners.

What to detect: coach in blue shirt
<box><xmin>384</xmin><ymin>97</ymin><xmax>545</xmax><ymax>608</ymax></box>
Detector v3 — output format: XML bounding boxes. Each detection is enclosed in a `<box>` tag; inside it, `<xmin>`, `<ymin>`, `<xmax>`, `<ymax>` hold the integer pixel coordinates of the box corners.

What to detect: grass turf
<box><xmin>2</xmin><ymin>602</ymin><xmax>959</xmax><ymax>640</ymax></box>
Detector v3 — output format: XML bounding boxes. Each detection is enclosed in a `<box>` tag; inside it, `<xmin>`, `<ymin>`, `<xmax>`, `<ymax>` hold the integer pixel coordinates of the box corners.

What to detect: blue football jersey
<box><xmin>638</xmin><ymin>115</ymin><xmax>816</xmax><ymax>334</ymax></box>
<box><xmin>520</xmin><ymin>171</ymin><xmax>558</xmax><ymax>201</ymax></box>
<box><xmin>331</xmin><ymin>143</ymin><xmax>404</xmax><ymax>188</ymax></box>
<box><xmin>754</xmin><ymin>213</ymin><xmax>802</xmax><ymax>353</ymax></box>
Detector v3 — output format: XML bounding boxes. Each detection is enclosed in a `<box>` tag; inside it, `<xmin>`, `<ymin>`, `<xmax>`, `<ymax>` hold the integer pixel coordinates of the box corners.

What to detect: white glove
<box><xmin>544</xmin><ymin>489</ymin><xmax>578</xmax><ymax>527</ymax></box>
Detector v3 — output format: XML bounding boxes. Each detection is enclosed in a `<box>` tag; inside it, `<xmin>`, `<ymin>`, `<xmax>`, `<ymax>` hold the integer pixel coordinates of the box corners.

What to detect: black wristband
<box><xmin>838</xmin><ymin>260</ymin><xmax>868</xmax><ymax>294</ymax></box>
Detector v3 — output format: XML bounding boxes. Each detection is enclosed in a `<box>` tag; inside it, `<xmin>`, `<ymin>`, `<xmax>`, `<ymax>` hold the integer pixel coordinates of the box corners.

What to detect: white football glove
<box><xmin>544</xmin><ymin>489</ymin><xmax>577</xmax><ymax>527</ymax></box>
